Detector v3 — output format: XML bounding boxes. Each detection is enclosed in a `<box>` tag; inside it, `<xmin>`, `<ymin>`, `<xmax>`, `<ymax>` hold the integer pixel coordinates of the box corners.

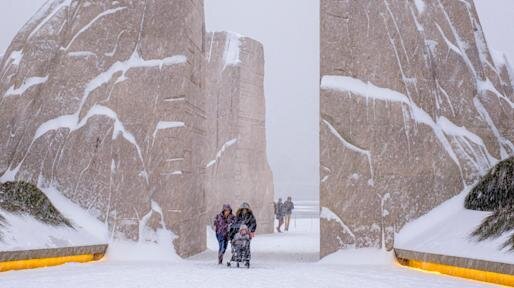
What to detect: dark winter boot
<box><xmin>218</xmin><ymin>253</ymin><xmax>223</xmax><ymax>264</ymax></box>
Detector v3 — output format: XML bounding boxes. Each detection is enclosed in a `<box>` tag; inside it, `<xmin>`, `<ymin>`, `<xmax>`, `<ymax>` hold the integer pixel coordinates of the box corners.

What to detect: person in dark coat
<box><xmin>283</xmin><ymin>196</ymin><xmax>295</xmax><ymax>231</ymax></box>
<box><xmin>274</xmin><ymin>198</ymin><xmax>285</xmax><ymax>233</ymax></box>
<box><xmin>213</xmin><ymin>204</ymin><xmax>235</xmax><ymax>264</ymax></box>
<box><xmin>228</xmin><ymin>202</ymin><xmax>257</xmax><ymax>241</ymax></box>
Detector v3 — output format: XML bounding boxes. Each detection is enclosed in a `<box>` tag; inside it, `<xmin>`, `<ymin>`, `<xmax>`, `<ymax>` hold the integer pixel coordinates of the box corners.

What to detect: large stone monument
<box><xmin>205</xmin><ymin>32</ymin><xmax>274</xmax><ymax>233</ymax></box>
<box><xmin>320</xmin><ymin>0</ymin><xmax>514</xmax><ymax>256</ymax></box>
<box><xmin>0</xmin><ymin>0</ymin><xmax>207</xmax><ymax>257</ymax></box>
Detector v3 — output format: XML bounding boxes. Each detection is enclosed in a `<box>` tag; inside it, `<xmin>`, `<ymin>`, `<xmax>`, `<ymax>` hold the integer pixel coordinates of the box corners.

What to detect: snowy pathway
<box><xmin>0</xmin><ymin>219</ymin><xmax>496</xmax><ymax>288</ymax></box>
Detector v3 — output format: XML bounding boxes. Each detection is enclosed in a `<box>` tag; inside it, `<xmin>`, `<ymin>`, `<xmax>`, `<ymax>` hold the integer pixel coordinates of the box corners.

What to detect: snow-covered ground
<box><xmin>0</xmin><ymin>210</ymin><xmax>102</xmax><ymax>251</ymax></box>
<box><xmin>0</xmin><ymin>218</ymin><xmax>496</xmax><ymax>288</ymax></box>
<box><xmin>0</xmin><ymin>185</ymin><xmax>106</xmax><ymax>251</ymax></box>
<box><xmin>396</xmin><ymin>187</ymin><xmax>514</xmax><ymax>265</ymax></box>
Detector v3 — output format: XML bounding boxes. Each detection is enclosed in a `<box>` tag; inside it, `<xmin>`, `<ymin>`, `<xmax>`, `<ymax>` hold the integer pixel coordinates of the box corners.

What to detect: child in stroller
<box><xmin>228</xmin><ymin>224</ymin><xmax>251</xmax><ymax>268</ymax></box>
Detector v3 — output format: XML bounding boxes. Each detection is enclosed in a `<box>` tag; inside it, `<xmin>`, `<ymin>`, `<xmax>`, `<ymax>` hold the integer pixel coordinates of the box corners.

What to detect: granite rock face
<box><xmin>320</xmin><ymin>0</ymin><xmax>514</xmax><ymax>256</ymax></box>
<box><xmin>0</xmin><ymin>0</ymin><xmax>206</xmax><ymax>257</ymax></box>
<box><xmin>205</xmin><ymin>32</ymin><xmax>274</xmax><ymax>233</ymax></box>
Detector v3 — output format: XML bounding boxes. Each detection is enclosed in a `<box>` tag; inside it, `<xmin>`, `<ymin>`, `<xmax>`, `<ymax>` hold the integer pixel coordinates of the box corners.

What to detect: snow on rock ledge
<box><xmin>320</xmin><ymin>0</ymin><xmax>514</xmax><ymax>257</ymax></box>
<box><xmin>0</xmin><ymin>0</ymin><xmax>207</xmax><ymax>257</ymax></box>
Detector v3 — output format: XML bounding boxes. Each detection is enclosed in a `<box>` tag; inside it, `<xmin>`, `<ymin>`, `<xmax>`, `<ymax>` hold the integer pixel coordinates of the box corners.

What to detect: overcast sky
<box><xmin>0</xmin><ymin>0</ymin><xmax>512</xmax><ymax>201</ymax></box>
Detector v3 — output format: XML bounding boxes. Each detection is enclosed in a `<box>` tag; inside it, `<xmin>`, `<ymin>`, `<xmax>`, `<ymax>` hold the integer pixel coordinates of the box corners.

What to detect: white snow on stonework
<box><xmin>320</xmin><ymin>207</ymin><xmax>356</xmax><ymax>239</ymax></box>
<box><xmin>0</xmin><ymin>164</ymin><xmax>20</xmax><ymax>182</ymax></box>
<box><xmin>205</xmin><ymin>138</ymin><xmax>238</xmax><ymax>168</ymax></box>
<box><xmin>396</xmin><ymin>186</ymin><xmax>514</xmax><ymax>265</ymax></box>
<box><xmin>152</xmin><ymin>121</ymin><xmax>185</xmax><ymax>139</ymax></box>
<box><xmin>223</xmin><ymin>32</ymin><xmax>241</xmax><ymax>69</ymax></box>
<box><xmin>207</xmin><ymin>32</ymin><xmax>215</xmax><ymax>62</ymax></box>
<box><xmin>26</xmin><ymin>0</ymin><xmax>73</xmax><ymax>40</ymax></box>
<box><xmin>478</xmin><ymin>78</ymin><xmax>514</xmax><ymax>108</ymax></box>
<box><xmin>435</xmin><ymin>23</ymin><xmax>463</xmax><ymax>57</ymax></box>
<box><xmin>414</xmin><ymin>0</ymin><xmax>426</xmax><ymax>14</ymax></box>
<box><xmin>39</xmin><ymin>184</ymin><xmax>108</xmax><ymax>242</ymax></box>
<box><xmin>2</xmin><ymin>50</ymin><xmax>23</xmax><ymax>69</ymax></box>
<box><xmin>321</xmin><ymin>119</ymin><xmax>371</xmax><ymax>158</ymax></box>
<box><xmin>1</xmin><ymin>48</ymin><xmax>186</xmax><ymax>181</ymax></box>
<box><xmin>34</xmin><ymin>104</ymin><xmax>144</xmax><ymax>162</ymax></box>
<box><xmin>436</xmin><ymin>116</ymin><xmax>496</xmax><ymax>168</ymax></box>
<box><xmin>321</xmin><ymin>118</ymin><xmax>374</xmax><ymax>185</ymax></box>
<box><xmin>163</xmin><ymin>96</ymin><xmax>185</xmax><ymax>102</ymax></box>
<box><xmin>82</xmin><ymin>50</ymin><xmax>186</xmax><ymax>110</ymax></box>
<box><xmin>61</xmin><ymin>7</ymin><xmax>126</xmax><ymax>51</ymax></box>
<box><xmin>409</xmin><ymin>6</ymin><xmax>424</xmax><ymax>32</ymax></box>
<box><xmin>4</xmin><ymin>76</ymin><xmax>48</xmax><ymax>97</ymax></box>
<box><xmin>436</xmin><ymin>0</ymin><xmax>480</xmax><ymax>81</ymax></box>
<box><xmin>473</xmin><ymin>97</ymin><xmax>513</xmax><ymax>158</ymax></box>
<box><xmin>321</xmin><ymin>75</ymin><xmax>499</xmax><ymax>178</ymax></box>
<box><xmin>11</xmin><ymin>51</ymin><xmax>187</xmax><ymax>182</ymax></box>
<box><xmin>33</xmin><ymin>114</ymin><xmax>76</xmax><ymax>139</ymax></box>
<box><xmin>130</xmin><ymin>200</ymin><xmax>180</xmax><ymax>262</ymax></box>
<box><xmin>160</xmin><ymin>171</ymin><xmax>182</xmax><ymax>176</ymax></box>
<box><xmin>471</xmin><ymin>18</ymin><xmax>492</xmax><ymax>69</ymax></box>
<box><xmin>504</xmin><ymin>56</ymin><xmax>514</xmax><ymax>89</ymax></box>
<box><xmin>39</xmin><ymin>183</ymin><xmax>180</xmax><ymax>262</ymax></box>
<box><xmin>34</xmin><ymin>51</ymin><xmax>186</xmax><ymax>138</ymax></box>
<box><xmin>68</xmin><ymin>51</ymin><xmax>97</xmax><ymax>58</ymax></box>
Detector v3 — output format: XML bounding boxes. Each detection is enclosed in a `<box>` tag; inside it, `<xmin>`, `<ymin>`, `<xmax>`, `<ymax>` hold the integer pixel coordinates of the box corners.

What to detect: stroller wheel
<box><xmin>245</xmin><ymin>262</ymin><xmax>250</xmax><ymax>269</ymax></box>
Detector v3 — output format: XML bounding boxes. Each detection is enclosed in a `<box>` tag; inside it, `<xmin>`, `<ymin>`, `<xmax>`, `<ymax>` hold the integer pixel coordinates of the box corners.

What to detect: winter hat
<box><xmin>223</xmin><ymin>204</ymin><xmax>232</xmax><ymax>211</ymax></box>
<box><xmin>239</xmin><ymin>225</ymin><xmax>248</xmax><ymax>231</ymax></box>
<box><xmin>240</xmin><ymin>202</ymin><xmax>251</xmax><ymax>209</ymax></box>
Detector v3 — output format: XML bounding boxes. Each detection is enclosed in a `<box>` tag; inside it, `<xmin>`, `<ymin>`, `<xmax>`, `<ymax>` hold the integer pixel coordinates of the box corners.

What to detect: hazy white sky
<box><xmin>0</xmin><ymin>0</ymin><xmax>46</xmax><ymax>55</ymax></box>
<box><xmin>474</xmin><ymin>0</ymin><xmax>514</xmax><ymax>65</ymax></box>
<box><xmin>0</xmin><ymin>0</ymin><xmax>512</xmax><ymax>201</ymax></box>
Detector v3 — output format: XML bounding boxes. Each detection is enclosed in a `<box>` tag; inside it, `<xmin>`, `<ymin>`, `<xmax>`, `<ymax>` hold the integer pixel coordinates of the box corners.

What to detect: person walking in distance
<box><xmin>274</xmin><ymin>198</ymin><xmax>285</xmax><ymax>233</ymax></box>
<box><xmin>284</xmin><ymin>196</ymin><xmax>295</xmax><ymax>232</ymax></box>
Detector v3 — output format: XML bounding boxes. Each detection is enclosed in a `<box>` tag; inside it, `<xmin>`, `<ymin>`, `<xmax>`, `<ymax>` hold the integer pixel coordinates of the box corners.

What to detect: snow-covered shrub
<box><xmin>465</xmin><ymin>157</ymin><xmax>514</xmax><ymax>250</ymax></box>
<box><xmin>0</xmin><ymin>181</ymin><xmax>71</xmax><ymax>229</ymax></box>
<box><xmin>471</xmin><ymin>207</ymin><xmax>514</xmax><ymax>250</ymax></box>
<box><xmin>465</xmin><ymin>157</ymin><xmax>513</xmax><ymax>211</ymax></box>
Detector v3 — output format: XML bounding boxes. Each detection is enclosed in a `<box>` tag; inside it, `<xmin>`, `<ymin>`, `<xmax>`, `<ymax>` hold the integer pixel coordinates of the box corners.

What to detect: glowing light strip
<box><xmin>399</xmin><ymin>259</ymin><xmax>514</xmax><ymax>287</ymax></box>
<box><xmin>0</xmin><ymin>254</ymin><xmax>103</xmax><ymax>272</ymax></box>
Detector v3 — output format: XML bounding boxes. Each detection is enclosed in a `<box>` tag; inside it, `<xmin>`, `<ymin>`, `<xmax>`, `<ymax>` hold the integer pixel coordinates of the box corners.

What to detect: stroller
<box><xmin>227</xmin><ymin>224</ymin><xmax>251</xmax><ymax>268</ymax></box>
